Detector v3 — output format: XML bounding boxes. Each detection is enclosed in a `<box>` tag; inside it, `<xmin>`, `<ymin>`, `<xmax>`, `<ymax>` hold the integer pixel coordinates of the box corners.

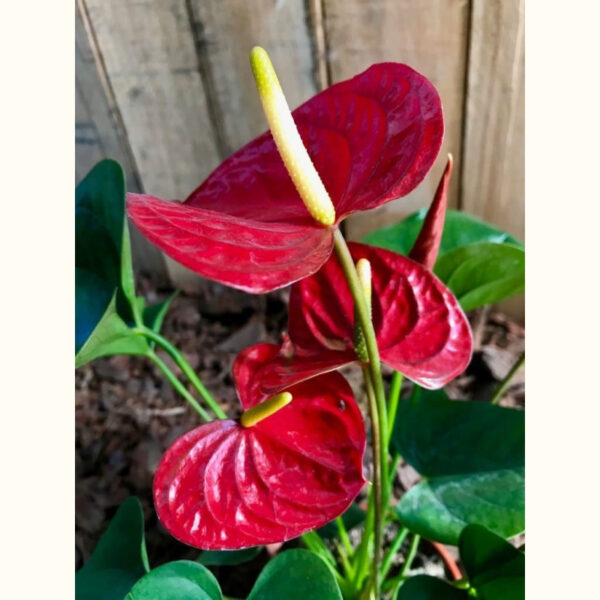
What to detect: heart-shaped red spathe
<box><xmin>256</xmin><ymin>242</ymin><xmax>472</xmax><ymax>393</ymax></box>
<box><xmin>153</xmin><ymin>344</ymin><xmax>366</xmax><ymax>550</ymax></box>
<box><xmin>127</xmin><ymin>62</ymin><xmax>443</xmax><ymax>293</ymax></box>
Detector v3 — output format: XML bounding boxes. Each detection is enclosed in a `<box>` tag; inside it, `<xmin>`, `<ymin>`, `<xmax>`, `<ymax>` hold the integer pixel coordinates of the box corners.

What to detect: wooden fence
<box><xmin>76</xmin><ymin>0</ymin><xmax>524</xmax><ymax>318</ymax></box>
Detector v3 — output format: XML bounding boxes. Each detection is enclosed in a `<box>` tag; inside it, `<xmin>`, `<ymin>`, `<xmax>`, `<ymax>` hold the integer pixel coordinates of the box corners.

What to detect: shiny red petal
<box><xmin>127</xmin><ymin>63</ymin><xmax>442</xmax><ymax>291</ymax></box>
<box><xmin>185</xmin><ymin>63</ymin><xmax>442</xmax><ymax>221</ymax></box>
<box><xmin>287</xmin><ymin>243</ymin><xmax>472</xmax><ymax>389</ymax></box>
<box><xmin>127</xmin><ymin>194</ymin><xmax>333</xmax><ymax>293</ymax></box>
<box><xmin>154</xmin><ymin>345</ymin><xmax>366</xmax><ymax>550</ymax></box>
<box><xmin>408</xmin><ymin>155</ymin><xmax>452</xmax><ymax>269</ymax></box>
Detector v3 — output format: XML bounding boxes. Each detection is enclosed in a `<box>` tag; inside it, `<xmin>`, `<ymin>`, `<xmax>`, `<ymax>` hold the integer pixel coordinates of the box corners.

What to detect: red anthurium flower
<box><xmin>254</xmin><ymin>242</ymin><xmax>472</xmax><ymax>393</ymax></box>
<box><xmin>408</xmin><ymin>154</ymin><xmax>452</xmax><ymax>270</ymax></box>
<box><xmin>127</xmin><ymin>61</ymin><xmax>443</xmax><ymax>293</ymax></box>
<box><xmin>153</xmin><ymin>344</ymin><xmax>366</xmax><ymax>550</ymax></box>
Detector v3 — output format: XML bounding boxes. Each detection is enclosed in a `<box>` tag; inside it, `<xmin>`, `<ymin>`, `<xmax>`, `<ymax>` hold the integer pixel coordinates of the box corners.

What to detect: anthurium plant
<box><xmin>76</xmin><ymin>47</ymin><xmax>524</xmax><ymax>600</ymax></box>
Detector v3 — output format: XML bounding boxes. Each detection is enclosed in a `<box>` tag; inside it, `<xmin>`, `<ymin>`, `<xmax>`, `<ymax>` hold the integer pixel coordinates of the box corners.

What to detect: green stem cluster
<box><xmin>134</xmin><ymin>325</ymin><xmax>227</xmax><ymax>422</ymax></box>
<box><xmin>333</xmin><ymin>228</ymin><xmax>397</xmax><ymax>599</ymax></box>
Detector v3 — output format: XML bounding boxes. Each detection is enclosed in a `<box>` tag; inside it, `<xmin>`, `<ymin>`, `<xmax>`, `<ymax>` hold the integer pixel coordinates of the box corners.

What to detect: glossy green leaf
<box><xmin>247</xmin><ymin>550</ymin><xmax>342</xmax><ymax>600</ymax></box>
<box><xmin>393</xmin><ymin>391</ymin><xmax>524</xmax><ymax>544</ymax></box>
<box><xmin>317</xmin><ymin>502</ymin><xmax>366</xmax><ymax>539</ymax></box>
<box><xmin>125</xmin><ymin>561</ymin><xmax>221</xmax><ymax>600</ymax></box>
<box><xmin>75</xmin><ymin>208</ymin><xmax>120</xmax><ymax>289</ymax></box>
<box><xmin>197</xmin><ymin>546</ymin><xmax>262</xmax><ymax>567</ymax></box>
<box><xmin>396</xmin><ymin>575</ymin><xmax>466</xmax><ymax>600</ymax></box>
<box><xmin>75</xmin><ymin>289</ymin><xmax>148</xmax><ymax>368</ymax></box>
<box><xmin>363</xmin><ymin>209</ymin><xmax>523</xmax><ymax>257</ymax></box>
<box><xmin>397</xmin><ymin>469</ymin><xmax>524</xmax><ymax>546</ymax></box>
<box><xmin>460</xmin><ymin>525</ymin><xmax>524</xmax><ymax>600</ymax></box>
<box><xmin>395</xmin><ymin>527</ymin><xmax>524</xmax><ymax>600</ymax></box>
<box><xmin>76</xmin><ymin>160</ymin><xmax>143</xmax><ymax>366</ymax></box>
<box><xmin>434</xmin><ymin>242</ymin><xmax>525</xmax><ymax>311</ymax></box>
<box><xmin>76</xmin><ymin>497</ymin><xmax>149</xmax><ymax>600</ymax></box>
<box><xmin>76</xmin><ymin>159</ymin><xmax>136</xmax><ymax>303</ymax></box>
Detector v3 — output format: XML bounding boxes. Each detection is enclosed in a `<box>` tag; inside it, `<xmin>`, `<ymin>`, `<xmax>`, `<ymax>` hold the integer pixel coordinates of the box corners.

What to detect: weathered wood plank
<box><xmin>462</xmin><ymin>0</ymin><xmax>524</xmax><ymax>242</ymax></box>
<box><xmin>76</xmin><ymin>6</ymin><xmax>136</xmax><ymax>184</ymax></box>
<box><xmin>188</xmin><ymin>0</ymin><xmax>318</xmax><ymax>156</ymax></box>
<box><xmin>462</xmin><ymin>0</ymin><xmax>524</xmax><ymax>321</ymax></box>
<box><xmin>76</xmin><ymin>2</ymin><xmax>168</xmax><ymax>281</ymax></box>
<box><xmin>80</xmin><ymin>0</ymin><xmax>222</xmax><ymax>290</ymax></box>
<box><xmin>323</xmin><ymin>0</ymin><xmax>470</xmax><ymax>240</ymax></box>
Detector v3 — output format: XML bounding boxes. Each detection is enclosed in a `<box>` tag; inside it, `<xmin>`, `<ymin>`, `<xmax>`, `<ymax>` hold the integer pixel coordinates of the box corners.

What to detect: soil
<box><xmin>75</xmin><ymin>276</ymin><xmax>524</xmax><ymax>593</ymax></box>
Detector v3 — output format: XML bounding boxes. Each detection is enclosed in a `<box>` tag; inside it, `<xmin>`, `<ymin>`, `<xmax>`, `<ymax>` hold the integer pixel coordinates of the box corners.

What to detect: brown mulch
<box><xmin>75</xmin><ymin>278</ymin><xmax>524</xmax><ymax>587</ymax></box>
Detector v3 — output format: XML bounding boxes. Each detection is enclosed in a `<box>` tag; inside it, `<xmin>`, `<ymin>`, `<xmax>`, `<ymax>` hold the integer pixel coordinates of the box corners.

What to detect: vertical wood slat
<box><xmin>76</xmin><ymin>3</ymin><xmax>168</xmax><ymax>281</ymax></box>
<box><xmin>324</xmin><ymin>0</ymin><xmax>471</xmax><ymax>241</ymax></box>
<box><xmin>77</xmin><ymin>0</ymin><xmax>525</xmax><ymax>320</ymax></box>
<box><xmin>462</xmin><ymin>0</ymin><xmax>525</xmax><ymax>321</ymax></box>
<box><xmin>462</xmin><ymin>0</ymin><xmax>525</xmax><ymax>242</ymax></box>
<box><xmin>80</xmin><ymin>0</ymin><xmax>222</xmax><ymax>290</ymax></box>
<box><xmin>76</xmin><ymin>6</ymin><xmax>136</xmax><ymax>185</ymax></box>
<box><xmin>188</xmin><ymin>0</ymin><xmax>318</xmax><ymax>157</ymax></box>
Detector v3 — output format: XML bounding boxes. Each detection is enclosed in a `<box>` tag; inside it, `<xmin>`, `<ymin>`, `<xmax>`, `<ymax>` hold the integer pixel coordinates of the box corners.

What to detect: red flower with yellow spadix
<box><xmin>153</xmin><ymin>344</ymin><xmax>366</xmax><ymax>550</ymax></box>
<box><xmin>251</xmin><ymin>158</ymin><xmax>472</xmax><ymax>393</ymax></box>
<box><xmin>127</xmin><ymin>47</ymin><xmax>443</xmax><ymax>293</ymax></box>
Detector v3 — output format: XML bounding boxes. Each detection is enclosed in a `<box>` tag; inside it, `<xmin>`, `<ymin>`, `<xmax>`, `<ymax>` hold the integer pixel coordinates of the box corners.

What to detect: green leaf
<box><xmin>76</xmin><ymin>159</ymin><xmax>136</xmax><ymax>304</ymax></box>
<box><xmin>392</xmin><ymin>391</ymin><xmax>524</xmax><ymax>544</ymax></box>
<box><xmin>397</xmin><ymin>469</ymin><xmax>524</xmax><ymax>546</ymax></box>
<box><xmin>362</xmin><ymin>210</ymin><xmax>524</xmax><ymax>310</ymax></box>
<box><xmin>75</xmin><ymin>208</ymin><xmax>121</xmax><ymax>288</ymax></box>
<box><xmin>125</xmin><ymin>561</ymin><xmax>222</xmax><ymax>600</ymax></box>
<box><xmin>394</xmin><ymin>527</ymin><xmax>524</xmax><ymax>600</ymax></box>
<box><xmin>197</xmin><ymin>546</ymin><xmax>262</xmax><ymax>567</ymax></box>
<box><xmin>247</xmin><ymin>550</ymin><xmax>343</xmax><ymax>600</ymax></box>
<box><xmin>363</xmin><ymin>209</ymin><xmax>523</xmax><ymax>257</ymax></box>
<box><xmin>434</xmin><ymin>243</ymin><xmax>525</xmax><ymax>311</ymax></box>
<box><xmin>460</xmin><ymin>525</ymin><xmax>524</xmax><ymax>600</ymax></box>
<box><xmin>396</xmin><ymin>575</ymin><xmax>467</xmax><ymax>600</ymax></box>
<box><xmin>75</xmin><ymin>288</ymin><xmax>149</xmax><ymax>367</ymax></box>
<box><xmin>76</xmin><ymin>497</ymin><xmax>149</xmax><ymax>600</ymax></box>
<box><xmin>317</xmin><ymin>502</ymin><xmax>366</xmax><ymax>539</ymax></box>
<box><xmin>76</xmin><ymin>160</ymin><xmax>142</xmax><ymax>365</ymax></box>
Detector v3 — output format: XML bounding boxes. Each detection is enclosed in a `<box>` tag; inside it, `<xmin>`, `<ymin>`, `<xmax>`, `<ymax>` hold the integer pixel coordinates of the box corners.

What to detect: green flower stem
<box><xmin>490</xmin><ymin>351</ymin><xmax>525</xmax><ymax>405</ymax></box>
<box><xmin>352</xmin><ymin>486</ymin><xmax>374</xmax><ymax>590</ymax></box>
<box><xmin>336</xmin><ymin>516</ymin><xmax>353</xmax><ymax>556</ymax></box>
<box><xmin>399</xmin><ymin>534</ymin><xmax>421</xmax><ymax>578</ymax></box>
<box><xmin>301</xmin><ymin>531</ymin><xmax>341</xmax><ymax>585</ymax></box>
<box><xmin>387</xmin><ymin>452</ymin><xmax>401</xmax><ymax>499</ymax></box>
<box><xmin>333</xmin><ymin>539</ymin><xmax>355</xmax><ymax>580</ymax></box>
<box><xmin>333</xmin><ymin>229</ymin><xmax>389</xmax><ymax>467</ymax></box>
<box><xmin>333</xmin><ymin>228</ymin><xmax>388</xmax><ymax>599</ymax></box>
<box><xmin>387</xmin><ymin>371</ymin><xmax>403</xmax><ymax>445</ymax></box>
<box><xmin>389</xmin><ymin>576</ymin><xmax>409</xmax><ymax>599</ymax></box>
<box><xmin>381</xmin><ymin>537</ymin><xmax>420</xmax><ymax>596</ymax></box>
<box><xmin>380</xmin><ymin>526</ymin><xmax>409</xmax><ymax>581</ymax></box>
<box><xmin>146</xmin><ymin>350</ymin><xmax>212</xmax><ymax>422</ymax></box>
<box><xmin>137</xmin><ymin>327</ymin><xmax>227</xmax><ymax>419</ymax></box>
<box><xmin>361</xmin><ymin>366</ymin><xmax>384</xmax><ymax>597</ymax></box>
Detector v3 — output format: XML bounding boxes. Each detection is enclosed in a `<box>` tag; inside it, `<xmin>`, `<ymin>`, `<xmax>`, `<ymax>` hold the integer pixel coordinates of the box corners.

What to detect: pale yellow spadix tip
<box><xmin>250</xmin><ymin>46</ymin><xmax>336</xmax><ymax>227</ymax></box>
<box><xmin>356</xmin><ymin>258</ymin><xmax>372</xmax><ymax>309</ymax></box>
<box><xmin>240</xmin><ymin>391</ymin><xmax>293</xmax><ymax>428</ymax></box>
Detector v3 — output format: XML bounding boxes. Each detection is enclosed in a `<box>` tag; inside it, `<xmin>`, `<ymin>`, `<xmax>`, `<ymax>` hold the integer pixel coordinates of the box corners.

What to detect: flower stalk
<box><xmin>333</xmin><ymin>229</ymin><xmax>389</xmax><ymax>599</ymax></box>
<box><xmin>136</xmin><ymin>326</ymin><xmax>227</xmax><ymax>419</ymax></box>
